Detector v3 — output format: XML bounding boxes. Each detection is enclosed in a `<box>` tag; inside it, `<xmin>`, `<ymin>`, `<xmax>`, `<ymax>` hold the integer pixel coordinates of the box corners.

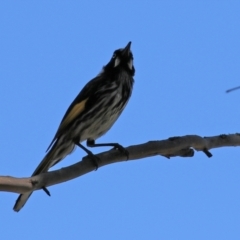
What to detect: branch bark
<box><xmin>1</xmin><ymin>133</ymin><xmax>240</xmax><ymax>194</ymax></box>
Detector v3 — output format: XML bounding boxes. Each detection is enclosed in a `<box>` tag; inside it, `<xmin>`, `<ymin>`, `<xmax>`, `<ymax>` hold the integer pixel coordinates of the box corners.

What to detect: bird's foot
<box><xmin>87</xmin><ymin>152</ymin><xmax>100</xmax><ymax>170</ymax></box>
<box><xmin>112</xmin><ymin>143</ymin><xmax>129</xmax><ymax>160</ymax></box>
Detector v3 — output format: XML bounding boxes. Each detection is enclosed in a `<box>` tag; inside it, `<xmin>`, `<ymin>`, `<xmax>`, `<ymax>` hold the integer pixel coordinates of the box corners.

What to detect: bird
<box><xmin>13</xmin><ymin>41</ymin><xmax>135</xmax><ymax>212</ymax></box>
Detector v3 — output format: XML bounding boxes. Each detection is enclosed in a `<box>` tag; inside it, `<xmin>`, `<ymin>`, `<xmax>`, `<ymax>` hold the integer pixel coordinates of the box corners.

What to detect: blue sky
<box><xmin>1</xmin><ymin>1</ymin><xmax>240</xmax><ymax>239</ymax></box>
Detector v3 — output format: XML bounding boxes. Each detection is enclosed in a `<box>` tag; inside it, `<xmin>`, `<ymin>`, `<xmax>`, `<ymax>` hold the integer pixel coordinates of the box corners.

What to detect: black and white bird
<box><xmin>13</xmin><ymin>41</ymin><xmax>135</xmax><ymax>212</ymax></box>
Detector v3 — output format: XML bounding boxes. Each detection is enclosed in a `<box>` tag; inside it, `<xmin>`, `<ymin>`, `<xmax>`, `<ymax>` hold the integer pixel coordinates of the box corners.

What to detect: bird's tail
<box><xmin>13</xmin><ymin>139</ymin><xmax>75</xmax><ymax>212</ymax></box>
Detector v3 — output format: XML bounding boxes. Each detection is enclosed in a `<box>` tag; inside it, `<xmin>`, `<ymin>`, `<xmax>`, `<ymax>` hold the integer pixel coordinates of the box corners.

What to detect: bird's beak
<box><xmin>122</xmin><ymin>41</ymin><xmax>131</xmax><ymax>57</ymax></box>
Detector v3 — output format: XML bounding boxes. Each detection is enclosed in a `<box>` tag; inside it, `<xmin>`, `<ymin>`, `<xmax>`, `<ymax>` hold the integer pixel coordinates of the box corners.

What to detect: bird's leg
<box><xmin>75</xmin><ymin>142</ymin><xmax>99</xmax><ymax>170</ymax></box>
<box><xmin>87</xmin><ymin>139</ymin><xmax>129</xmax><ymax>160</ymax></box>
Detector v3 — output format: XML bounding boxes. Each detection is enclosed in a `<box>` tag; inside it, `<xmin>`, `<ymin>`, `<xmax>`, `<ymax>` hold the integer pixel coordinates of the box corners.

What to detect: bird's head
<box><xmin>105</xmin><ymin>42</ymin><xmax>135</xmax><ymax>76</ymax></box>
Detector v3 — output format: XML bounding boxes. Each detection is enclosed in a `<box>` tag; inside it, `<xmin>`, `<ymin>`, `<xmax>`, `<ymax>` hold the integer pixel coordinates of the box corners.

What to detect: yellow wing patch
<box><xmin>58</xmin><ymin>98</ymin><xmax>88</xmax><ymax>133</ymax></box>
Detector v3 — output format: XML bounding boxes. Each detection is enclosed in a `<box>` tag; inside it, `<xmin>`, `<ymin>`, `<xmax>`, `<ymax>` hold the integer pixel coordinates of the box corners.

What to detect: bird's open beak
<box><xmin>122</xmin><ymin>41</ymin><xmax>131</xmax><ymax>56</ymax></box>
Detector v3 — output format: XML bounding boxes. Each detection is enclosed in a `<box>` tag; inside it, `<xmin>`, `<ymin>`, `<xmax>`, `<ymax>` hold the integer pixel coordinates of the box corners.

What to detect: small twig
<box><xmin>202</xmin><ymin>148</ymin><xmax>213</xmax><ymax>158</ymax></box>
<box><xmin>226</xmin><ymin>86</ymin><xmax>240</xmax><ymax>93</ymax></box>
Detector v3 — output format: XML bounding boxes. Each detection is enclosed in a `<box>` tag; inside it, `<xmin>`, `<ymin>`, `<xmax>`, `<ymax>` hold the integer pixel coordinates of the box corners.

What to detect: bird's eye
<box><xmin>112</xmin><ymin>53</ymin><xmax>116</xmax><ymax>59</ymax></box>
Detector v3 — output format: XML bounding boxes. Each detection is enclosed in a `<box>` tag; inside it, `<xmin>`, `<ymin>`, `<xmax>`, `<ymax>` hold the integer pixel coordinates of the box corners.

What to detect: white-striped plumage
<box><xmin>13</xmin><ymin>42</ymin><xmax>135</xmax><ymax>212</ymax></box>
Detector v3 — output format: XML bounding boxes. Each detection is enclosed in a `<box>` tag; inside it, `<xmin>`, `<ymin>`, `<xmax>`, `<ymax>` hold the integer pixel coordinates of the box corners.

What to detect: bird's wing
<box><xmin>46</xmin><ymin>76</ymin><xmax>105</xmax><ymax>151</ymax></box>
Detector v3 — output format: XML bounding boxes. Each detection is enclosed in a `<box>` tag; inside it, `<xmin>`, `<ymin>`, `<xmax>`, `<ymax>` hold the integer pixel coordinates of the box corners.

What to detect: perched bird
<box><xmin>13</xmin><ymin>42</ymin><xmax>135</xmax><ymax>212</ymax></box>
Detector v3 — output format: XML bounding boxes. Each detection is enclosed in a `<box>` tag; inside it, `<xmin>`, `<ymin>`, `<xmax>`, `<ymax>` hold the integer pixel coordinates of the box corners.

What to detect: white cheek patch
<box><xmin>128</xmin><ymin>59</ymin><xmax>133</xmax><ymax>70</ymax></box>
<box><xmin>114</xmin><ymin>57</ymin><xmax>121</xmax><ymax>67</ymax></box>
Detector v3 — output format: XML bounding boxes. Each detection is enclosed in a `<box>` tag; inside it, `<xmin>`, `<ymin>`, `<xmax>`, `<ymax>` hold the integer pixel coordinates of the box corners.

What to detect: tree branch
<box><xmin>226</xmin><ymin>86</ymin><xmax>240</xmax><ymax>93</ymax></box>
<box><xmin>1</xmin><ymin>133</ymin><xmax>240</xmax><ymax>194</ymax></box>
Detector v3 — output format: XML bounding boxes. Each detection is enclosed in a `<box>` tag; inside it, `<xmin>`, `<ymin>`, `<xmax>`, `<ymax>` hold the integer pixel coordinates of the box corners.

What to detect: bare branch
<box><xmin>226</xmin><ymin>86</ymin><xmax>240</xmax><ymax>93</ymax></box>
<box><xmin>1</xmin><ymin>133</ymin><xmax>240</xmax><ymax>194</ymax></box>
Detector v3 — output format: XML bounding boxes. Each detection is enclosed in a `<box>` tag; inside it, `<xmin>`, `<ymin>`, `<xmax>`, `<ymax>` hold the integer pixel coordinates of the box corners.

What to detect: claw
<box><xmin>113</xmin><ymin>144</ymin><xmax>129</xmax><ymax>160</ymax></box>
<box><xmin>42</xmin><ymin>187</ymin><xmax>51</xmax><ymax>196</ymax></box>
<box><xmin>87</xmin><ymin>152</ymin><xmax>100</xmax><ymax>170</ymax></box>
